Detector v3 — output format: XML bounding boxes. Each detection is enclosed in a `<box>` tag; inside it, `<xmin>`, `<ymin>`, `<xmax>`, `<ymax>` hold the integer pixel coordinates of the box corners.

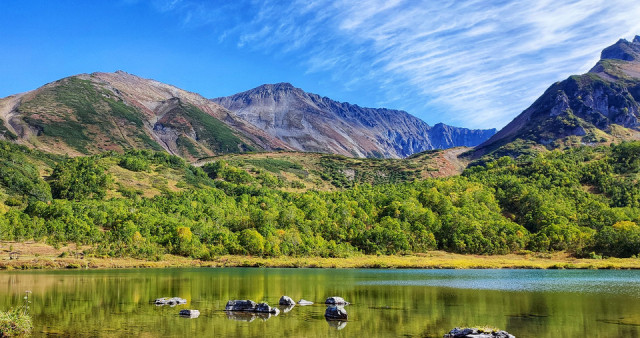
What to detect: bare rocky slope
<box><xmin>212</xmin><ymin>83</ymin><xmax>496</xmax><ymax>158</ymax></box>
<box><xmin>476</xmin><ymin>36</ymin><xmax>640</xmax><ymax>157</ymax></box>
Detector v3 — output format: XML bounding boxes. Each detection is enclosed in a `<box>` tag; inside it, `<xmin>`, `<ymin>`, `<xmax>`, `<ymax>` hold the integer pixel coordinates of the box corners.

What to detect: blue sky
<box><xmin>1</xmin><ymin>0</ymin><xmax>640</xmax><ymax>129</ymax></box>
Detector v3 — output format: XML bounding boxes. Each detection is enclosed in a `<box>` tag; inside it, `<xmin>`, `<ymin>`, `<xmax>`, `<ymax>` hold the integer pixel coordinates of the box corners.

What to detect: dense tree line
<box><xmin>2</xmin><ymin>141</ymin><xmax>640</xmax><ymax>258</ymax></box>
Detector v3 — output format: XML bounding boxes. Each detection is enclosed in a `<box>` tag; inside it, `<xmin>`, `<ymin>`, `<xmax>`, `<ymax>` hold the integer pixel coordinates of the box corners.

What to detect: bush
<box><xmin>118</xmin><ymin>156</ymin><xmax>150</xmax><ymax>172</ymax></box>
<box><xmin>0</xmin><ymin>292</ymin><xmax>32</xmax><ymax>337</ymax></box>
<box><xmin>238</xmin><ymin>229</ymin><xmax>265</xmax><ymax>256</ymax></box>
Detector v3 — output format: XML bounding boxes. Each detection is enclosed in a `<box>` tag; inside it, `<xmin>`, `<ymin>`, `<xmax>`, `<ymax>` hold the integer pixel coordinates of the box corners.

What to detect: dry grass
<box><xmin>2</xmin><ymin>241</ymin><xmax>640</xmax><ymax>270</ymax></box>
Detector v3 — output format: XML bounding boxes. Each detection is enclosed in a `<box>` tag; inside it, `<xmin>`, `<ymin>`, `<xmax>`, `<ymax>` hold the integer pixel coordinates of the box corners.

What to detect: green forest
<box><xmin>2</xmin><ymin>140</ymin><xmax>640</xmax><ymax>259</ymax></box>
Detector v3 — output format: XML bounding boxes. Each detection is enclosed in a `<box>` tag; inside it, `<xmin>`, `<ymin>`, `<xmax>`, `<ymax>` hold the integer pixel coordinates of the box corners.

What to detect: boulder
<box><xmin>325</xmin><ymin>296</ymin><xmax>349</xmax><ymax>305</ymax></box>
<box><xmin>298</xmin><ymin>299</ymin><xmax>314</xmax><ymax>306</ymax></box>
<box><xmin>444</xmin><ymin>328</ymin><xmax>515</xmax><ymax>338</ymax></box>
<box><xmin>179</xmin><ymin>309</ymin><xmax>200</xmax><ymax>318</ymax></box>
<box><xmin>325</xmin><ymin>306</ymin><xmax>348</xmax><ymax>320</ymax></box>
<box><xmin>154</xmin><ymin>297</ymin><xmax>187</xmax><ymax>306</ymax></box>
<box><xmin>279</xmin><ymin>295</ymin><xmax>296</xmax><ymax>306</ymax></box>
<box><xmin>225</xmin><ymin>300</ymin><xmax>257</xmax><ymax>312</ymax></box>
<box><xmin>255</xmin><ymin>302</ymin><xmax>280</xmax><ymax>315</ymax></box>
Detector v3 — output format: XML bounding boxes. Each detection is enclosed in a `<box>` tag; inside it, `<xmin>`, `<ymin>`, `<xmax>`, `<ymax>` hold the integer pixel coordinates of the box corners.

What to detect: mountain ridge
<box><xmin>212</xmin><ymin>82</ymin><xmax>496</xmax><ymax>158</ymax></box>
<box><xmin>1</xmin><ymin>72</ymin><xmax>495</xmax><ymax>160</ymax></box>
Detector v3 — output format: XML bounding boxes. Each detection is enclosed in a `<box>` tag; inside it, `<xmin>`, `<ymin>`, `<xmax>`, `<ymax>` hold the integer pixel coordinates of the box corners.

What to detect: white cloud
<box><xmin>142</xmin><ymin>0</ymin><xmax>640</xmax><ymax>129</ymax></box>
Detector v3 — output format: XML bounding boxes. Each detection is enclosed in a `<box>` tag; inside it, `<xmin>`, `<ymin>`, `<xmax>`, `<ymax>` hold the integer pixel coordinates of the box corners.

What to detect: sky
<box><xmin>1</xmin><ymin>1</ymin><xmax>640</xmax><ymax>129</ymax></box>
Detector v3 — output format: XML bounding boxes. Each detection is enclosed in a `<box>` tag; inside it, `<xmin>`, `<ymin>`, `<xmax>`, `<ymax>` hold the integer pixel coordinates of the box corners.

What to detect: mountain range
<box><xmin>2</xmin><ymin>35</ymin><xmax>640</xmax><ymax>163</ymax></box>
<box><xmin>0</xmin><ymin>72</ymin><xmax>494</xmax><ymax>160</ymax></box>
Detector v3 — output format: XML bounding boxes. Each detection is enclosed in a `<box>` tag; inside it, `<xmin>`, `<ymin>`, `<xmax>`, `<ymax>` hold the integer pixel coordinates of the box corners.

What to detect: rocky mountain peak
<box><xmin>253</xmin><ymin>82</ymin><xmax>298</xmax><ymax>93</ymax></box>
<box><xmin>477</xmin><ymin>35</ymin><xmax>640</xmax><ymax>157</ymax></box>
<box><xmin>601</xmin><ymin>37</ymin><xmax>640</xmax><ymax>62</ymax></box>
<box><xmin>212</xmin><ymin>84</ymin><xmax>496</xmax><ymax>158</ymax></box>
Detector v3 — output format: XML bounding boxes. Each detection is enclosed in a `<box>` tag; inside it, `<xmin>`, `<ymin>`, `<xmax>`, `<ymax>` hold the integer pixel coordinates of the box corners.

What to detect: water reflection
<box><xmin>279</xmin><ymin>305</ymin><xmax>295</xmax><ymax>313</ymax></box>
<box><xmin>326</xmin><ymin>319</ymin><xmax>347</xmax><ymax>330</ymax></box>
<box><xmin>0</xmin><ymin>268</ymin><xmax>640</xmax><ymax>337</ymax></box>
<box><xmin>225</xmin><ymin>311</ymin><xmax>277</xmax><ymax>322</ymax></box>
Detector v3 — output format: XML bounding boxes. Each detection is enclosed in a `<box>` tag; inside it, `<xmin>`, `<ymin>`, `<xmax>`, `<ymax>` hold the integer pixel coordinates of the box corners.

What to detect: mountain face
<box><xmin>0</xmin><ymin>71</ymin><xmax>290</xmax><ymax>159</ymax></box>
<box><xmin>212</xmin><ymin>83</ymin><xmax>496</xmax><ymax>158</ymax></box>
<box><xmin>477</xmin><ymin>36</ymin><xmax>640</xmax><ymax>155</ymax></box>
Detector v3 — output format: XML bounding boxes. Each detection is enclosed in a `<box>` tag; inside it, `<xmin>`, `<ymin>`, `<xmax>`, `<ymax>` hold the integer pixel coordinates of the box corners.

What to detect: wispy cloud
<box><xmin>138</xmin><ymin>0</ymin><xmax>640</xmax><ymax>129</ymax></box>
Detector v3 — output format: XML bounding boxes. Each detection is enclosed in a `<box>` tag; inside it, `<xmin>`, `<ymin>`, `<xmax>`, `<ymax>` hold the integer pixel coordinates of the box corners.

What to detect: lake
<box><xmin>2</xmin><ymin>268</ymin><xmax>640</xmax><ymax>337</ymax></box>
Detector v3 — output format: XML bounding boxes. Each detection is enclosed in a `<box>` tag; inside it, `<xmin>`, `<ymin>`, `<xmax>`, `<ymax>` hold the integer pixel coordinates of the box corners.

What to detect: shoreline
<box><xmin>2</xmin><ymin>242</ymin><xmax>640</xmax><ymax>270</ymax></box>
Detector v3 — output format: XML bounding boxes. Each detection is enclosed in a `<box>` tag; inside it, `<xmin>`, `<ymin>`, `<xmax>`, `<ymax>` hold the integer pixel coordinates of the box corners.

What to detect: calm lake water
<box><xmin>2</xmin><ymin>268</ymin><xmax>640</xmax><ymax>337</ymax></box>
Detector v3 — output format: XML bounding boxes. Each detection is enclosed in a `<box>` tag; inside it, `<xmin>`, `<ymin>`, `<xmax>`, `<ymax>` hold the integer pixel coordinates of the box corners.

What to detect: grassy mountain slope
<box><xmin>0</xmin><ymin>72</ymin><xmax>291</xmax><ymax>159</ymax></box>
<box><xmin>195</xmin><ymin>147</ymin><xmax>470</xmax><ymax>191</ymax></box>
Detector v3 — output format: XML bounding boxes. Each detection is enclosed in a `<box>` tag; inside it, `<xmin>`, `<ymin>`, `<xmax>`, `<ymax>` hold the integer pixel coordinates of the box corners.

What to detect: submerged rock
<box><xmin>325</xmin><ymin>296</ymin><xmax>349</xmax><ymax>305</ymax></box>
<box><xmin>325</xmin><ymin>306</ymin><xmax>348</xmax><ymax>320</ymax></box>
<box><xmin>225</xmin><ymin>300</ymin><xmax>257</xmax><ymax>312</ymax></box>
<box><xmin>179</xmin><ymin>309</ymin><xmax>200</xmax><ymax>318</ymax></box>
<box><xmin>279</xmin><ymin>295</ymin><xmax>295</xmax><ymax>306</ymax></box>
<box><xmin>154</xmin><ymin>297</ymin><xmax>187</xmax><ymax>306</ymax></box>
<box><xmin>444</xmin><ymin>328</ymin><xmax>515</xmax><ymax>338</ymax></box>
<box><xmin>298</xmin><ymin>299</ymin><xmax>314</xmax><ymax>306</ymax></box>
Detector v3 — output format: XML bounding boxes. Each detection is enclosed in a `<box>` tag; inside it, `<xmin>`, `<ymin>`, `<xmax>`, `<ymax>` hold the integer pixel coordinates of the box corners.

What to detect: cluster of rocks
<box><xmin>225</xmin><ymin>300</ymin><xmax>280</xmax><ymax>315</ymax></box>
<box><xmin>154</xmin><ymin>297</ymin><xmax>186</xmax><ymax>306</ymax></box>
<box><xmin>278</xmin><ymin>296</ymin><xmax>314</xmax><ymax>307</ymax></box>
<box><xmin>153</xmin><ymin>297</ymin><xmax>199</xmax><ymax>318</ymax></box>
<box><xmin>151</xmin><ymin>294</ymin><xmax>352</xmax><ymax>325</ymax></box>
<box><xmin>444</xmin><ymin>328</ymin><xmax>515</xmax><ymax>338</ymax></box>
<box><xmin>224</xmin><ymin>295</ymin><xmax>349</xmax><ymax>327</ymax></box>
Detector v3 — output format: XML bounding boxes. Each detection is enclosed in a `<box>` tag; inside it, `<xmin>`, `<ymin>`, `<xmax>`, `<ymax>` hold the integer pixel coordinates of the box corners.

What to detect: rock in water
<box><xmin>154</xmin><ymin>297</ymin><xmax>187</xmax><ymax>306</ymax></box>
<box><xmin>325</xmin><ymin>296</ymin><xmax>349</xmax><ymax>305</ymax></box>
<box><xmin>279</xmin><ymin>296</ymin><xmax>295</xmax><ymax>306</ymax></box>
<box><xmin>444</xmin><ymin>327</ymin><xmax>515</xmax><ymax>338</ymax></box>
<box><xmin>298</xmin><ymin>299</ymin><xmax>314</xmax><ymax>306</ymax></box>
<box><xmin>179</xmin><ymin>309</ymin><xmax>200</xmax><ymax>318</ymax></box>
<box><xmin>225</xmin><ymin>300</ymin><xmax>257</xmax><ymax>311</ymax></box>
<box><xmin>325</xmin><ymin>306</ymin><xmax>348</xmax><ymax>320</ymax></box>
<box><xmin>224</xmin><ymin>299</ymin><xmax>279</xmax><ymax>314</ymax></box>
<box><xmin>255</xmin><ymin>302</ymin><xmax>279</xmax><ymax>314</ymax></box>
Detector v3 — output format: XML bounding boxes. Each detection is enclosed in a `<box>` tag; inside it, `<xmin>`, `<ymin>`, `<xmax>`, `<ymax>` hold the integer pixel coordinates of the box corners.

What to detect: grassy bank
<box><xmin>0</xmin><ymin>307</ymin><xmax>32</xmax><ymax>337</ymax></box>
<box><xmin>2</xmin><ymin>241</ymin><xmax>640</xmax><ymax>270</ymax></box>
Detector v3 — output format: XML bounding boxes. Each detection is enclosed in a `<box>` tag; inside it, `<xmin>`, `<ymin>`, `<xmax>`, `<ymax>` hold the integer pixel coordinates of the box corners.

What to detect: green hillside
<box><xmin>2</xmin><ymin>140</ymin><xmax>640</xmax><ymax>259</ymax></box>
<box><xmin>196</xmin><ymin>149</ymin><xmax>458</xmax><ymax>191</ymax></box>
